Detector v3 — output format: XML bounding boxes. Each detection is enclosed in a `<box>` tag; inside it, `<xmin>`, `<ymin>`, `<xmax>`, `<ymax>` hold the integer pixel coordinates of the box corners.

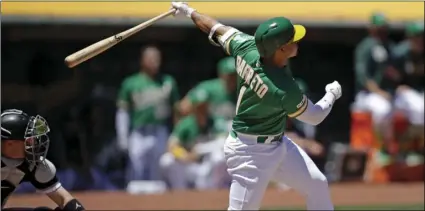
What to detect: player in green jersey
<box><xmin>392</xmin><ymin>21</ymin><xmax>424</xmax><ymax>159</ymax></box>
<box><xmin>352</xmin><ymin>13</ymin><xmax>399</xmax><ymax>156</ymax></box>
<box><xmin>160</xmin><ymin>100</ymin><xmax>229</xmax><ymax>190</ymax></box>
<box><xmin>115</xmin><ymin>46</ymin><xmax>180</xmax><ymax>187</ymax></box>
<box><xmin>178</xmin><ymin>56</ymin><xmax>237</xmax><ymax>121</ymax></box>
<box><xmin>171</xmin><ymin>2</ymin><xmax>341</xmax><ymax>210</ymax></box>
<box><xmin>393</xmin><ymin>21</ymin><xmax>424</xmax><ymax>126</ymax></box>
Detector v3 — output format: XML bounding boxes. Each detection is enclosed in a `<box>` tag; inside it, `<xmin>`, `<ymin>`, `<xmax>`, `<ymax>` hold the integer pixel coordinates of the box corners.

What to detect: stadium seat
<box><xmin>350</xmin><ymin>110</ymin><xmax>423</xmax><ymax>183</ymax></box>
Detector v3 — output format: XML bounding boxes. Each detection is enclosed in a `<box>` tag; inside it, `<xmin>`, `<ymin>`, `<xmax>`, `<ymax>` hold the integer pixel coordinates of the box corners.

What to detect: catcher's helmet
<box><xmin>254</xmin><ymin>17</ymin><xmax>306</xmax><ymax>58</ymax></box>
<box><xmin>1</xmin><ymin>109</ymin><xmax>50</xmax><ymax>165</ymax></box>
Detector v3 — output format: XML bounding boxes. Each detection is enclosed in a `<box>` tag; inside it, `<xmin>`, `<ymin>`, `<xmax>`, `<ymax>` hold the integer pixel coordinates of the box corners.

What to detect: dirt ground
<box><xmin>7</xmin><ymin>182</ymin><xmax>424</xmax><ymax>210</ymax></box>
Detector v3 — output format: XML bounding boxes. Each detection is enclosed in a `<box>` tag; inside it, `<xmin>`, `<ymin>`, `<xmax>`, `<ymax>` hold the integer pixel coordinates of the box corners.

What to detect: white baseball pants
<box><xmin>394</xmin><ymin>89</ymin><xmax>424</xmax><ymax>126</ymax></box>
<box><xmin>353</xmin><ymin>91</ymin><xmax>392</xmax><ymax>125</ymax></box>
<box><xmin>224</xmin><ymin>132</ymin><xmax>333</xmax><ymax>210</ymax></box>
<box><xmin>127</xmin><ymin>125</ymin><xmax>169</xmax><ymax>182</ymax></box>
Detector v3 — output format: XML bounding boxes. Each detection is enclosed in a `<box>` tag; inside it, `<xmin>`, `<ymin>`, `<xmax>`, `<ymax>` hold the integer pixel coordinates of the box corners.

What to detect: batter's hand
<box><xmin>325</xmin><ymin>81</ymin><xmax>342</xmax><ymax>100</ymax></box>
<box><xmin>171</xmin><ymin>2</ymin><xmax>196</xmax><ymax>18</ymax></box>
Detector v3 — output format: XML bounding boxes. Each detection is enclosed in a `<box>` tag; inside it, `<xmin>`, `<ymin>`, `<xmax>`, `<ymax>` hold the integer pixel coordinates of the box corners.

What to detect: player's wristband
<box><xmin>209</xmin><ymin>23</ymin><xmax>224</xmax><ymax>47</ymax></box>
<box><xmin>62</xmin><ymin>199</ymin><xmax>85</xmax><ymax>211</ymax></box>
<box><xmin>185</xmin><ymin>7</ymin><xmax>196</xmax><ymax>18</ymax></box>
<box><xmin>219</xmin><ymin>28</ymin><xmax>239</xmax><ymax>46</ymax></box>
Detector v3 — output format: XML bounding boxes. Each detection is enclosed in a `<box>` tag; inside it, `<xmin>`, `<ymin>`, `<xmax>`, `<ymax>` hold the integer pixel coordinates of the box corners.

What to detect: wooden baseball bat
<box><xmin>65</xmin><ymin>9</ymin><xmax>176</xmax><ymax>68</ymax></box>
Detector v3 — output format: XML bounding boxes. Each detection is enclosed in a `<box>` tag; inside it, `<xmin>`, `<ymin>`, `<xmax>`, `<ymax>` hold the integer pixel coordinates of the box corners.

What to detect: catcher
<box><xmin>1</xmin><ymin>109</ymin><xmax>85</xmax><ymax>211</ymax></box>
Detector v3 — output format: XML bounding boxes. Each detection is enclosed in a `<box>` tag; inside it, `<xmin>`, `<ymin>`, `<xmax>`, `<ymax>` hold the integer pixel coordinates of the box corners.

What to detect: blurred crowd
<box><xmin>352</xmin><ymin>14</ymin><xmax>424</xmax><ymax>166</ymax></box>
<box><xmin>7</xmin><ymin>12</ymin><xmax>423</xmax><ymax>194</ymax></box>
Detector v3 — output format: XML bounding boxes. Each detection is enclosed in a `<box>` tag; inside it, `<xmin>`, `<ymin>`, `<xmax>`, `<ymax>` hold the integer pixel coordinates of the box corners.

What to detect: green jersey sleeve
<box><xmin>275</xmin><ymin>77</ymin><xmax>308</xmax><ymax>118</ymax></box>
<box><xmin>170</xmin><ymin>117</ymin><xmax>190</xmax><ymax>144</ymax></box>
<box><xmin>225</xmin><ymin>32</ymin><xmax>256</xmax><ymax>57</ymax></box>
<box><xmin>117</xmin><ymin>79</ymin><xmax>131</xmax><ymax>109</ymax></box>
<box><xmin>354</xmin><ymin>41</ymin><xmax>371</xmax><ymax>87</ymax></box>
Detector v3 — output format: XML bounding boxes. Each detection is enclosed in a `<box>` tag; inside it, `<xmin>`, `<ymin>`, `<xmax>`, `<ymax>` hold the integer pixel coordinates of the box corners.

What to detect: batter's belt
<box><xmin>230</xmin><ymin>130</ymin><xmax>283</xmax><ymax>144</ymax></box>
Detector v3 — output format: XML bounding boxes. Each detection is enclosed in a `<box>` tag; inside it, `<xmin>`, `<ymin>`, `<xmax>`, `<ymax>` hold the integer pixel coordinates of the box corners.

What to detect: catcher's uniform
<box><xmin>1</xmin><ymin>156</ymin><xmax>60</xmax><ymax>209</ymax></box>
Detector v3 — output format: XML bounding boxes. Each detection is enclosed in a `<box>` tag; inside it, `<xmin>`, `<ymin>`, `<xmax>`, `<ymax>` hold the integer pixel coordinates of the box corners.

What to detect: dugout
<box><xmin>1</xmin><ymin>2</ymin><xmax>422</xmax><ymax>173</ymax></box>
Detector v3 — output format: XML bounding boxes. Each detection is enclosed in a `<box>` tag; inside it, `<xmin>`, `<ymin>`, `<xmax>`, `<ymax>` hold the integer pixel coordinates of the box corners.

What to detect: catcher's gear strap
<box><xmin>296</xmin><ymin>93</ymin><xmax>335</xmax><ymax>125</ymax></box>
<box><xmin>208</xmin><ymin>23</ymin><xmax>224</xmax><ymax>46</ymax></box>
<box><xmin>62</xmin><ymin>199</ymin><xmax>85</xmax><ymax>211</ymax></box>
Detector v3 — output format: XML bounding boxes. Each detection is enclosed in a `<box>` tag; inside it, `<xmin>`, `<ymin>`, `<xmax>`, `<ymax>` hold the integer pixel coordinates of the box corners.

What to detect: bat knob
<box><xmin>64</xmin><ymin>56</ymin><xmax>77</xmax><ymax>68</ymax></box>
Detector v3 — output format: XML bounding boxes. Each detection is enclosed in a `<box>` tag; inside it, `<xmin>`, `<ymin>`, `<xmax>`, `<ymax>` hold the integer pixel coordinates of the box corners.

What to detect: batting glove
<box><xmin>325</xmin><ymin>81</ymin><xmax>342</xmax><ymax>100</ymax></box>
<box><xmin>171</xmin><ymin>2</ymin><xmax>196</xmax><ymax>18</ymax></box>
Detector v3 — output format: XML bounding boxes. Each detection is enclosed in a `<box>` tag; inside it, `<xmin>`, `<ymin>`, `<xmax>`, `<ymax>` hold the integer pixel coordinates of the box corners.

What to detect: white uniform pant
<box><xmin>127</xmin><ymin>125</ymin><xmax>169</xmax><ymax>182</ymax></box>
<box><xmin>353</xmin><ymin>91</ymin><xmax>392</xmax><ymax>125</ymax></box>
<box><xmin>224</xmin><ymin>133</ymin><xmax>333</xmax><ymax>210</ymax></box>
<box><xmin>394</xmin><ymin>89</ymin><xmax>424</xmax><ymax>126</ymax></box>
<box><xmin>159</xmin><ymin>138</ymin><xmax>230</xmax><ymax>190</ymax></box>
<box><xmin>353</xmin><ymin>90</ymin><xmax>424</xmax><ymax>126</ymax></box>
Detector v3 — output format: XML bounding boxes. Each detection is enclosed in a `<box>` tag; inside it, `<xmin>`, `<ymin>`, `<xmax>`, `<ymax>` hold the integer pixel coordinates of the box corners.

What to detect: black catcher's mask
<box><xmin>1</xmin><ymin>109</ymin><xmax>50</xmax><ymax>165</ymax></box>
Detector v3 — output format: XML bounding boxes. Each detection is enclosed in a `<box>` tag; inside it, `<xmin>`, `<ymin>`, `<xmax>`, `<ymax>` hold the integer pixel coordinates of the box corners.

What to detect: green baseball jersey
<box><xmin>117</xmin><ymin>73</ymin><xmax>179</xmax><ymax>128</ymax></box>
<box><xmin>224</xmin><ymin>32</ymin><xmax>308</xmax><ymax>135</ymax></box>
<box><xmin>393</xmin><ymin>41</ymin><xmax>424</xmax><ymax>92</ymax></box>
<box><xmin>187</xmin><ymin>78</ymin><xmax>236</xmax><ymax>120</ymax></box>
<box><xmin>170</xmin><ymin>115</ymin><xmax>222</xmax><ymax>150</ymax></box>
<box><xmin>354</xmin><ymin>36</ymin><xmax>397</xmax><ymax>93</ymax></box>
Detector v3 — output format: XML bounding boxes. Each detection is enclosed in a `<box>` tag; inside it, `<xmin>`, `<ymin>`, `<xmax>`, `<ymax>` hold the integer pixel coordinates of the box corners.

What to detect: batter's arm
<box><xmin>300</xmin><ymin>80</ymin><xmax>342</xmax><ymax>125</ymax></box>
<box><xmin>295</xmin><ymin>93</ymin><xmax>335</xmax><ymax>126</ymax></box>
<box><xmin>171</xmin><ymin>2</ymin><xmax>242</xmax><ymax>53</ymax></box>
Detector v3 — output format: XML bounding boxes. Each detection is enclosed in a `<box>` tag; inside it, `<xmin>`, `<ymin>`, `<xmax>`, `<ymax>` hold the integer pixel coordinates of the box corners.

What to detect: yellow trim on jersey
<box><xmin>288</xmin><ymin>95</ymin><xmax>308</xmax><ymax>118</ymax></box>
<box><xmin>225</xmin><ymin>33</ymin><xmax>239</xmax><ymax>55</ymax></box>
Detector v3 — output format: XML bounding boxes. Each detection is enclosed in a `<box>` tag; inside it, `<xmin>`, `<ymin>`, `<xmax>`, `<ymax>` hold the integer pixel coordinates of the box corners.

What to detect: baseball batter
<box><xmin>171</xmin><ymin>2</ymin><xmax>341</xmax><ymax>210</ymax></box>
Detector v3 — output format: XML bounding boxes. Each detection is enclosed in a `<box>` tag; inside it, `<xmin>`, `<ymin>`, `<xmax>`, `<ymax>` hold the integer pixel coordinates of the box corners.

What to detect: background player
<box><xmin>1</xmin><ymin>109</ymin><xmax>85</xmax><ymax>211</ymax></box>
<box><xmin>352</xmin><ymin>13</ymin><xmax>398</xmax><ymax>160</ymax></box>
<box><xmin>392</xmin><ymin>21</ymin><xmax>424</xmax><ymax>160</ymax></box>
<box><xmin>116</xmin><ymin>46</ymin><xmax>180</xmax><ymax>187</ymax></box>
<box><xmin>177</xmin><ymin>56</ymin><xmax>237</xmax><ymax>126</ymax></box>
<box><xmin>160</xmin><ymin>100</ymin><xmax>228</xmax><ymax>190</ymax></box>
<box><xmin>171</xmin><ymin>2</ymin><xmax>341</xmax><ymax>210</ymax></box>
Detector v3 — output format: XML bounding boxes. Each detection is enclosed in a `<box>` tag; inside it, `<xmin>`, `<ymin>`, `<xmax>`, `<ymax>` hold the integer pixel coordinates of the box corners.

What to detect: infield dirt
<box><xmin>7</xmin><ymin>182</ymin><xmax>424</xmax><ymax>210</ymax></box>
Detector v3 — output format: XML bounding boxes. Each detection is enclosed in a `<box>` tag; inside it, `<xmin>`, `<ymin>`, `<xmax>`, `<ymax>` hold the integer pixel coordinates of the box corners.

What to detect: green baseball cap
<box><xmin>406</xmin><ymin>21</ymin><xmax>424</xmax><ymax>37</ymax></box>
<box><xmin>370</xmin><ymin>13</ymin><xmax>388</xmax><ymax>27</ymax></box>
<box><xmin>188</xmin><ymin>87</ymin><xmax>208</xmax><ymax>105</ymax></box>
<box><xmin>217</xmin><ymin>57</ymin><xmax>236</xmax><ymax>75</ymax></box>
<box><xmin>255</xmin><ymin>17</ymin><xmax>306</xmax><ymax>58</ymax></box>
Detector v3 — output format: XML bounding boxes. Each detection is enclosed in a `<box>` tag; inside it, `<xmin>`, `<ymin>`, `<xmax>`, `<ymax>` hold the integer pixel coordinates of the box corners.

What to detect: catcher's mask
<box><xmin>24</xmin><ymin>115</ymin><xmax>50</xmax><ymax>165</ymax></box>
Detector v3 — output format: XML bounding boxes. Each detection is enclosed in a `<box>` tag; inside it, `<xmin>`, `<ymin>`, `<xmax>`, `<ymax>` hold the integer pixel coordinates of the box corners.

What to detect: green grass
<box><xmin>268</xmin><ymin>204</ymin><xmax>424</xmax><ymax>210</ymax></box>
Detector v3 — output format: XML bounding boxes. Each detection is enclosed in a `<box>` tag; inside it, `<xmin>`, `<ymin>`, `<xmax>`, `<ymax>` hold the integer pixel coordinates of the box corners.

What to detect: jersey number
<box><xmin>235</xmin><ymin>85</ymin><xmax>247</xmax><ymax>114</ymax></box>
